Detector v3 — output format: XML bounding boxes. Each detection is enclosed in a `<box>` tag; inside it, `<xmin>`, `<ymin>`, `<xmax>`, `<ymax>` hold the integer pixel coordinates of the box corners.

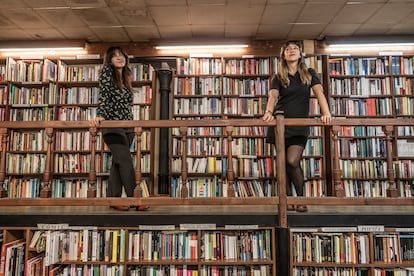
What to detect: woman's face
<box><xmin>111</xmin><ymin>49</ymin><xmax>126</xmax><ymax>69</ymax></box>
<box><xmin>283</xmin><ymin>43</ymin><xmax>301</xmax><ymax>62</ymax></box>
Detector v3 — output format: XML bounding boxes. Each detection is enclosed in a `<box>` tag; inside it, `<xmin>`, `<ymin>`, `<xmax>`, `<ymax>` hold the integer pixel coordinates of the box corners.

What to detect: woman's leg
<box><xmin>103</xmin><ymin>133</ymin><xmax>136</xmax><ymax>197</ymax></box>
<box><xmin>285</xmin><ymin>144</ymin><xmax>305</xmax><ymax>196</ymax></box>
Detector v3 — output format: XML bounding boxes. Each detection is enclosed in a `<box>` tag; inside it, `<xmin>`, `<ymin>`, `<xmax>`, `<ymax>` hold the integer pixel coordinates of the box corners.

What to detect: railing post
<box><xmin>87</xmin><ymin>126</ymin><xmax>98</xmax><ymax>198</ymax></box>
<box><xmin>180</xmin><ymin>126</ymin><xmax>188</xmax><ymax>198</ymax></box>
<box><xmin>40</xmin><ymin>127</ymin><xmax>53</xmax><ymax>198</ymax></box>
<box><xmin>225</xmin><ymin>126</ymin><xmax>235</xmax><ymax>197</ymax></box>
<box><xmin>384</xmin><ymin>125</ymin><xmax>398</xmax><ymax>197</ymax></box>
<box><xmin>275</xmin><ymin>112</ymin><xmax>287</xmax><ymax>227</ymax></box>
<box><xmin>331</xmin><ymin>126</ymin><xmax>345</xmax><ymax>197</ymax></box>
<box><xmin>134</xmin><ymin>127</ymin><xmax>143</xmax><ymax>198</ymax></box>
<box><xmin>0</xmin><ymin>128</ymin><xmax>8</xmax><ymax>198</ymax></box>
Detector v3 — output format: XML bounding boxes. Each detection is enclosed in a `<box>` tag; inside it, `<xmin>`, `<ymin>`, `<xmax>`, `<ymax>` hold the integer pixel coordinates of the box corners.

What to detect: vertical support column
<box><xmin>275</xmin><ymin>112</ymin><xmax>290</xmax><ymax>276</ymax></box>
<box><xmin>275</xmin><ymin>112</ymin><xmax>287</xmax><ymax>227</ymax></box>
<box><xmin>157</xmin><ymin>67</ymin><xmax>172</xmax><ymax>195</ymax></box>
<box><xmin>225</xmin><ymin>126</ymin><xmax>235</xmax><ymax>197</ymax></box>
<box><xmin>180</xmin><ymin>126</ymin><xmax>188</xmax><ymax>198</ymax></box>
<box><xmin>87</xmin><ymin>126</ymin><xmax>98</xmax><ymax>198</ymax></box>
<box><xmin>134</xmin><ymin>127</ymin><xmax>143</xmax><ymax>197</ymax></box>
<box><xmin>384</xmin><ymin>125</ymin><xmax>398</xmax><ymax>197</ymax></box>
<box><xmin>40</xmin><ymin>127</ymin><xmax>53</xmax><ymax>198</ymax></box>
<box><xmin>331</xmin><ymin>126</ymin><xmax>345</xmax><ymax>197</ymax></box>
<box><xmin>0</xmin><ymin>128</ymin><xmax>8</xmax><ymax>198</ymax></box>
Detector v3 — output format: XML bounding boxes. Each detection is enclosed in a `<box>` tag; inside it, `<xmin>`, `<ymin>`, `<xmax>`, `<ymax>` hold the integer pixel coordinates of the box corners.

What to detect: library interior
<box><xmin>0</xmin><ymin>1</ymin><xmax>414</xmax><ymax>275</ymax></box>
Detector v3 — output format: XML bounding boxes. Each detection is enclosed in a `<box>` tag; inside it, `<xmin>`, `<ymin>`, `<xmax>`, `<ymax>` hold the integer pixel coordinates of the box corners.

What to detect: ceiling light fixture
<box><xmin>324</xmin><ymin>36</ymin><xmax>414</xmax><ymax>54</ymax></box>
<box><xmin>0</xmin><ymin>40</ymin><xmax>87</xmax><ymax>57</ymax></box>
<box><xmin>155</xmin><ymin>44</ymin><xmax>249</xmax><ymax>56</ymax></box>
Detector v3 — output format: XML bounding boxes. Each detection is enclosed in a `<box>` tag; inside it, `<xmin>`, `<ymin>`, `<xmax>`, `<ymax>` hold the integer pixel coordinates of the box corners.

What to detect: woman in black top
<box><xmin>263</xmin><ymin>41</ymin><xmax>331</xmax><ymax>212</ymax></box>
<box><xmin>89</xmin><ymin>46</ymin><xmax>148</xmax><ymax>211</ymax></box>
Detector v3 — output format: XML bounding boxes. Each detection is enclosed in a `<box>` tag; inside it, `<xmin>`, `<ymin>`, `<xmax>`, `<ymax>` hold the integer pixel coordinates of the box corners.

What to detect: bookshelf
<box><xmin>290</xmin><ymin>226</ymin><xmax>414</xmax><ymax>275</ymax></box>
<box><xmin>327</xmin><ymin>55</ymin><xmax>414</xmax><ymax>197</ymax></box>
<box><xmin>1</xmin><ymin>225</ymin><xmax>276</xmax><ymax>276</ymax></box>
<box><xmin>1</xmin><ymin>56</ymin><xmax>157</xmax><ymax>199</ymax></box>
<box><xmin>171</xmin><ymin>56</ymin><xmax>276</xmax><ymax>198</ymax></box>
<box><xmin>171</xmin><ymin>56</ymin><xmax>329</xmax><ymax>198</ymax></box>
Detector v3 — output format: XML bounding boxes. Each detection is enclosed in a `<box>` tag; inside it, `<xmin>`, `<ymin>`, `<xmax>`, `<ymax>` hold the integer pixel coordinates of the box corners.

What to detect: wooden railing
<box><xmin>0</xmin><ymin>116</ymin><xmax>413</xmax><ymax>227</ymax></box>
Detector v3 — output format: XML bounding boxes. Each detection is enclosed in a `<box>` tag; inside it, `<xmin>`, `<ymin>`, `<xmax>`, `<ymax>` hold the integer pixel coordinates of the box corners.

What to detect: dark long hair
<box><xmin>103</xmin><ymin>46</ymin><xmax>133</xmax><ymax>92</ymax></box>
<box><xmin>277</xmin><ymin>40</ymin><xmax>311</xmax><ymax>88</ymax></box>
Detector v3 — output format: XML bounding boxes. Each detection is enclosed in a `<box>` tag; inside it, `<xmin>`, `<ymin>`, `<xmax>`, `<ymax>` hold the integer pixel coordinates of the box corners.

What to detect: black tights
<box><xmin>285</xmin><ymin>145</ymin><xmax>305</xmax><ymax>196</ymax></box>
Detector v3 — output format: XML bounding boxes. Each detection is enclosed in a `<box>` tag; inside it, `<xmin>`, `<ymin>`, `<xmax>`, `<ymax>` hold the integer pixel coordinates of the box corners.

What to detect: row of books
<box><xmin>222</xmin><ymin>77</ymin><xmax>269</xmax><ymax>96</ymax></box>
<box><xmin>373</xmin><ymin>234</ymin><xmax>414</xmax><ymax>263</ymax></box>
<box><xmin>343</xmin><ymin>180</ymin><xmax>390</xmax><ymax>198</ymax></box>
<box><xmin>128</xmin><ymin>231</ymin><xmax>198</xmax><ymax>261</ymax></box>
<box><xmin>5</xmin><ymin>84</ymin><xmax>151</xmax><ymax>106</ymax></box>
<box><xmin>339</xmin><ymin>160</ymin><xmax>388</xmax><ymax>179</ymax></box>
<box><xmin>338</xmin><ymin>137</ymin><xmax>386</xmax><ymax>158</ymax></box>
<box><xmin>292</xmin><ymin>232</ymin><xmax>370</xmax><ymax>264</ymax></box>
<box><xmin>330</xmin><ymin>97</ymin><xmax>393</xmax><ymax>116</ymax></box>
<box><xmin>222</xmin><ymin>97</ymin><xmax>266</xmax><ymax>116</ymax></box>
<box><xmin>6</xmin><ymin>153</ymin><xmax>46</xmax><ymax>174</ymax></box>
<box><xmin>174</xmin><ymin>76</ymin><xmax>222</xmax><ymax>96</ymax></box>
<box><xmin>173</xmin><ymin>98</ymin><xmax>222</xmax><ymax>115</ymax></box>
<box><xmin>7</xmin><ymin>84</ymin><xmax>57</xmax><ymax>105</ymax></box>
<box><xmin>170</xmin><ymin>177</ymin><xmax>228</xmax><ymax>198</ymax></box>
<box><xmin>329</xmin><ymin>76</ymin><xmax>391</xmax><ymax>96</ymax></box>
<box><xmin>223</xmin><ymin>58</ymin><xmax>271</xmax><ymax>75</ymax></box>
<box><xmin>339</xmin><ymin>126</ymin><xmax>385</xmax><ymax>137</ymax></box>
<box><xmin>395</xmin><ymin>97</ymin><xmax>414</xmax><ymax>116</ymax></box>
<box><xmin>394</xmin><ymin>160</ymin><xmax>414</xmax><ymax>178</ymax></box>
<box><xmin>8</xmin><ymin>106</ymin><xmax>54</xmax><ymax>121</ymax></box>
<box><xmin>394</xmin><ymin>76</ymin><xmax>414</xmax><ymax>95</ymax></box>
<box><xmin>201</xmin><ymin>230</ymin><xmax>271</xmax><ymax>261</ymax></box>
<box><xmin>293</xmin><ymin>267</ymin><xmax>368</xmax><ymax>275</ymax></box>
<box><xmin>9</xmin><ymin>129</ymin><xmax>46</xmax><ymax>151</ymax></box>
<box><xmin>176</xmin><ymin>58</ymin><xmax>223</xmax><ymax>75</ymax></box>
<box><xmin>329</xmin><ymin>57</ymin><xmax>389</xmax><ymax>76</ymax></box>
<box><xmin>40</xmin><ymin>229</ymin><xmax>126</xmax><ymax>265</ymax></box>
<box><xmin>5</xmin><ymin>58</ymin><xmax>56</xmax><ymax>82</ymax></box>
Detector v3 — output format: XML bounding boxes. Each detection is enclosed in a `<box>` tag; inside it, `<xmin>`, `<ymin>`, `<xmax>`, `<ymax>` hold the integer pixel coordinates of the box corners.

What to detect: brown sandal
<box><xmin>287</xmin><ymin>204</ymin><xmax>296</xmax><ymax>211</ymax></box>
<box><xmin>296</xmin><ymin>205</ymin><xmax>308</xmax><ymax>212</ymax></box>
<box><xmin>135</xmin><ymin>205</ymin><xmax>150</xmax><ymax>211</ymax></box>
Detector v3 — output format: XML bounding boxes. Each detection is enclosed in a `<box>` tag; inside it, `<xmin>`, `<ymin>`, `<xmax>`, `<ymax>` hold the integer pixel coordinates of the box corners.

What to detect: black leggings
<box><xmin>103</xmin><ymin>131</ymin><xmax>135</xmax><ymax>197</ymax></box>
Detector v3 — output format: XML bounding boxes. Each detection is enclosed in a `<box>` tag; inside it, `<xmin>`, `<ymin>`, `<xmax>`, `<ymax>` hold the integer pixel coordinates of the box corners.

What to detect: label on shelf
<box><xmin>395</xmin><ymin>227</ymin><xmax>414</xmax><ymax>232</ymax></box>
<box><xmin>321</xmin><ymin>227</ymin><xmax>357</xmax><ymax>232</ymax></box>
<box><xmin>37</xmin><ymin>223</ymin><xmax>69</xmax><ymax>230</ymax></box>
<box><xmin>139</xmin><ymin>225</ymin><xmax>175</xmax><ymax>230</ymax></box>
<box><xmin>180</xmin><ymin>223</ymin><xmax>216</xmax><ymax>230</ymax></box>
<box><xmin>225</xmin><ymin>225</ymin><xmax>259</xmax><ymax>230</ymax></box>
<box><xmin>290</xmin><ymin>227</ymin><xmax>318</xmax><ymax>233</ymax></box>
<box><xmin>357</xmin><ymin>225</ymin><xmax>384</xmax><ymax>232</ymax></box>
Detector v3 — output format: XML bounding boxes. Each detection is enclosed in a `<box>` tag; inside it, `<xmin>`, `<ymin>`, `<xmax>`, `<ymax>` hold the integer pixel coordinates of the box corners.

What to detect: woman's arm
<box><xmin>262</xmin><ymin>88</ymin><xmax>279</xmax><ymax>122</ymax></box>
<box><xmin>312</xmin><ymin>84</ymin><xmax>331</xmax><ymax>124</ymax></box>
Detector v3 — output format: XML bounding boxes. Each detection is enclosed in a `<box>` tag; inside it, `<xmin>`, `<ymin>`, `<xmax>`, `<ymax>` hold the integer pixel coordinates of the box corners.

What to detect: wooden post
<box><xmin>87</xmin><ymin>126</ymin><xmax>98</xmax><ymax>198</ymax></box>
<box><xmin>225</xmin><ymin>126</ymin><xmax>235</xmax><ymax>197</ymax></box>
<box><xmin>0</xmin><ymin>128</ymin><xmax>8</xmax><ymax>198</ymax></box>
<box><xmin>275</xmin><ymin>112</ymin><xmax>287</xmax><ymax>227</ymax></box>
<box><xmin>331</xmin><ymin>126</ymin><xmax>345</xmax><ymax>197</ymax></box>
<box><xmin>384</xmin><ymin>125</ymin><xmax>398</xmax><ymax>197</ymax></box>
<box><xmin>180</xmin><ymin>126</ymin><xmax>188</xmax><ymax>198</ymax></box>
<box><xmin>134</xmin><ymin>127</ymin><xmax>143</xmax><ymax>198</ymax></box>
<box><xmin>40</xmin><ymin>127</ymin><xmax>53</xmax><ymax>198</ymax></box>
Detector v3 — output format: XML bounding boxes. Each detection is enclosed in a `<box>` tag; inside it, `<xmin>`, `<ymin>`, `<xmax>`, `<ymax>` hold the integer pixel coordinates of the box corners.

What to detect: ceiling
<box><xmin>0</xmin><ymin>0</ymin><xmax>413</xmax><ymax>44</ymax></box>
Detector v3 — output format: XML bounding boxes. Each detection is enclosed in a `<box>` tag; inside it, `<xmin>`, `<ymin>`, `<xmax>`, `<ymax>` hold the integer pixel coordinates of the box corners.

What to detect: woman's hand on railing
<box><xmin>262</xmin><ymin>111</ymin><xmax>274</xmax><ymax>122</ymax></box>
<box><xmin>89</xmin><ymin>117</ymin><xmax>105</xmax><ymax>127</ymax></box>
<box><xmin>320</xmin><ymin>113</ymin><xmax>332</xmax><ymax>125</ymax></box>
